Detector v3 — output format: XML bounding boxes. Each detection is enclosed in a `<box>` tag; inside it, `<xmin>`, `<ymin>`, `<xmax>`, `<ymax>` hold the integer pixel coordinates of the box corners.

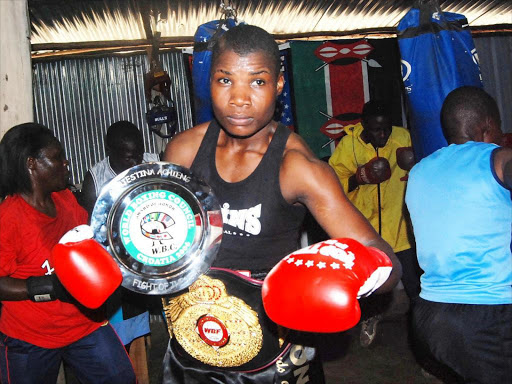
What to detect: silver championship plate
<box><xmin>90</xmin><ymin>162</ymin><xmax>223</xmax><ymax>295</ymax></box>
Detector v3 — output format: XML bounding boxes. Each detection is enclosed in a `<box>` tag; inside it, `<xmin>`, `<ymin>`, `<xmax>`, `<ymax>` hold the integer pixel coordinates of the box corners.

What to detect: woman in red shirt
<box><xmin>0</xmin><ymin>123</ymin><xmax>135</xmax><ymax>383</ymax></box>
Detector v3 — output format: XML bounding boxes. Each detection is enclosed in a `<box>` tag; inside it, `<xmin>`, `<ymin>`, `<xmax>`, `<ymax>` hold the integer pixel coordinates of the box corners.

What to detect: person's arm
<box><xmin>328</xmin><ymin>140</ymin><xmax>356</xmax><ymax>193</ymax></box>
<box><xmin>281</xmin><ymin>139</ymin><xmax>402</xmax><ymax>294</ymax></box>
<box><xmin>0</xmin><ymin>275</ymin><xmax>71</xmax><ymax>302</ymax></box>
<box><xmin>329</xmin><ymin>142</ymin><xmax>391</xmax><ymax>193</ymax></box>
<box><xmin>493</xmin><ymin>147</ymin><xmax>512</xmax><ymax>189</ymax></box>
<box><xmin>0</xmin><ymin>277</ymin><xmax>29</xmax><ymax>300</ymax></box>
<box><xmin>0</xmin><ymin>229</ymin><xmax>74</xmax><ymax>303</ymax></box>
<box><xmin>79</xmin><ymin>171</ymin><xmax>97</xmax><ymax>219</ymax></box>
<box><xmin>162</xmin><ymin>123</ymin><xmax>209</xmax><ymax>168</ymax></box>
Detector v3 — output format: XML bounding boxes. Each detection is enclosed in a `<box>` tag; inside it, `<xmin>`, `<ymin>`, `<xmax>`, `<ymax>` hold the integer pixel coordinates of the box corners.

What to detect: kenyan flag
<box><xmin>289</xmin><ymin>39</ymin><xmax>404</xmax><ymax>159</ymax></box>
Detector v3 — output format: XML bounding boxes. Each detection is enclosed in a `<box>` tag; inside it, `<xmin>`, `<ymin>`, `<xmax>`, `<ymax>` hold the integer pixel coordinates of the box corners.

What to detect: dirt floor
<box><xmin>61</xmin><ymin>288</ymin><xmax>445</xmax><ymax>383</ymax></box>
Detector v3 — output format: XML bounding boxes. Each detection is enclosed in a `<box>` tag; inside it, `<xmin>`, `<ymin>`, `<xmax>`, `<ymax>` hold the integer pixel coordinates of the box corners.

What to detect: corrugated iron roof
<box><xmin>29</xmin><ymin>0</ymin><xmax>512</xmax><ymax>51</ymax></box>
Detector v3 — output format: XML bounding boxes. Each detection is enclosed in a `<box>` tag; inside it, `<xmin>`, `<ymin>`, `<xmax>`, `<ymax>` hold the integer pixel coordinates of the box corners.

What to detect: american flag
<box><xmin>276</xmin><ymin>49</ymin><xmax>295</xmax><ymax>131</ymax></box>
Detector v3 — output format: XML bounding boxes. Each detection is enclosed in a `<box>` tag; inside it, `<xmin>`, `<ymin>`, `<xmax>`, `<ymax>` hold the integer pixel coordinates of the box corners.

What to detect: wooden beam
<box><xmin>139</xmin><ymin>1</ymin><xmax>154</xmax><ymax>41</ymax></box>
<box><xmin>30</xmin><ymin>24</ymin><xmax>511</xmax><ymax>60</ymax></box>
<box><xmin>1</xmin><ymin>0</ymin><xmax>33</xmax><ymax>136</ymax></box>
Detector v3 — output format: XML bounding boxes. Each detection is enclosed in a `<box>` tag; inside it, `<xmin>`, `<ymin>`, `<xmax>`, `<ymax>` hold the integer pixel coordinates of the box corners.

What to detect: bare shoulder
<box><xmin>163</xmin><ymin>122</ymin><xmax>210</xmax><ymax>168</ymax></box>
<box><xmin>282</xmin><ymin>131</ymin><xmax>319</xmax><ymax>163</ymax></box>
<box><xmin>280</xmin><ymin>132</ymin><xmax>335</xmax><ymax>200</ymax></box>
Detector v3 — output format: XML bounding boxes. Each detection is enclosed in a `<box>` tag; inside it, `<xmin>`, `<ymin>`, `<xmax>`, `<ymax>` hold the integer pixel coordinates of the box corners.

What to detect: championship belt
<box><xmin>161</xmin><ymin>268</ymin><xmax>326</xmax><ymax>384</ymax></box>
<box><xmin>90</xmin><ymin>162</ymin><xmax>222</xmax><ymax>295</ymax></box>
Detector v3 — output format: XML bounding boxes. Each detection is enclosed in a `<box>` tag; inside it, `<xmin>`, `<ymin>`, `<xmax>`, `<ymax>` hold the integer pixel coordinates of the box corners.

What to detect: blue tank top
<box><xmin>406</xmin><ymin>142</ymin><xmax>512</xmax><ymax>304</ymax></box>
<box><xmin>191</xmin><ymin>120</ymin><xmax>306</xmax><ymax>272</ymax></box>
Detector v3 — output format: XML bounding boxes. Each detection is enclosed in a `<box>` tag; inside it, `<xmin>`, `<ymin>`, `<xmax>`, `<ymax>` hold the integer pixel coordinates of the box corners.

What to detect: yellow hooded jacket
<box><xmin>328</xmin><ymin>122</ymin><xmax>412</xmax><ymax>252</ymax></box>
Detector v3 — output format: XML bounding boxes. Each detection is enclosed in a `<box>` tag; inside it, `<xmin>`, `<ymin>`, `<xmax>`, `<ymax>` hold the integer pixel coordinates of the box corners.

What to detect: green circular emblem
<box><xmin>120</xmin><ymin>190</ymin><xmax>197</xmax><ymax>266</ymax></box>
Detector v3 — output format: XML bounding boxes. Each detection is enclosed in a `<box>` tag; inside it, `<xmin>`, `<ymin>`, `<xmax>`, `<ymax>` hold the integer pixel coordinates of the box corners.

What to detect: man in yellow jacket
<box><xmin>329</xmin><ymin>100</ymin><xmax>421</xmax><ymax>346</ymax></box>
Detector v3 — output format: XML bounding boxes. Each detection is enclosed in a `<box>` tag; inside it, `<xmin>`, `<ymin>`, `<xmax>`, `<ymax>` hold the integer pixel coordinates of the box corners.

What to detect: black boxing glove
<box><xmin>26</xmin><ymin>274</ymin><xmax>74</xmax><ymax>303</ymax></box>
<box><xmin>396</xmin><ymin>147</ymin><xmax>415</xmax><ymax>171</ymax></box>
<box><xmin>355</xmin><ymin>157</ymin><xmax>391</xmax><ymax>185</ymax></box>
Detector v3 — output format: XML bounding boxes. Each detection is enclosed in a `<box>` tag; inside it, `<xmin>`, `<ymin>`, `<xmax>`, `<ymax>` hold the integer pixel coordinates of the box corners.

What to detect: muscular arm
<box><xmin>163</xmin><ymin>123</ymin><xmax>209</xmax><ymax>168</ymax></box>
<box><xmin>281</xmin><ymin>137</ymin><xmax>402</xmax><ymax>293</ymax></box>
<box><xmin>493</xmin><ymin>147</ymin><xmax>512</xmax><ymax>189</ymax></box>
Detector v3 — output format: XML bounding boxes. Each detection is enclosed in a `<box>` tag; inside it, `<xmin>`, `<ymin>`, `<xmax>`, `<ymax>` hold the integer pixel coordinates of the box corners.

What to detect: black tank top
<box><xmin>191</xmin><ymin>120</ymin><xmax>306</xmax><ymax>272</ymax></box>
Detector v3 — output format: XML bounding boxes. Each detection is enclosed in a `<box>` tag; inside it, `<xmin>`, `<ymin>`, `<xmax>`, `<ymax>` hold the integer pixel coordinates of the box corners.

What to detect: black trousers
<box><xmin>412</xmin><ymin>297</ymin><xmax>512</xmax><ymax>384</ymax></box>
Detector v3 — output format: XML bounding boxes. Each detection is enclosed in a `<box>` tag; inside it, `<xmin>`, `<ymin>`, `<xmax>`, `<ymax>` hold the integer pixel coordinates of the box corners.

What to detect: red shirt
<box><xmin>0</xmin><ymin>190</ymin><xmax>104</xmax><ymax>348</ymax></box>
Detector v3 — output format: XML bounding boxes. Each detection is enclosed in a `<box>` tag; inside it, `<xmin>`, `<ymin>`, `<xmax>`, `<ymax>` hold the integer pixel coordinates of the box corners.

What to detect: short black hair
<box><xmin>441</xmin><ymin>86</ymin><xmax>500</xmax><ymax>143</ymax></box>
<box><xmin>0</xmin><ymin>122</ymin><xmax>59</xmax><ymax>199</ymax></box>
<box><xmin>106</xmin><ymin>120</ymin><xmax>143</xmax><ymax>150</ymax></box>
<box><xmin>362</xmin><ymin>100</ymin><xmax>392</xmax><ymax>120</ymax></box>
<box><xmin>211</xmin><ymin>24</ymin><xmax>281</xmax><ymax>78</ymax></box>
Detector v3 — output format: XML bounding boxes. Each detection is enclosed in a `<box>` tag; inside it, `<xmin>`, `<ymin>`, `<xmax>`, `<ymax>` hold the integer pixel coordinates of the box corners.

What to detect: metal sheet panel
<box><xmin>32</xmin><ymin>52</ymin><xmax>193</xmax><ymax>186</ymax></box>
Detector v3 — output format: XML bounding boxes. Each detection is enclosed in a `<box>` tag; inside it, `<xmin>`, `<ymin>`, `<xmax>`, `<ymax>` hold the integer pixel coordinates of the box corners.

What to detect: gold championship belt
<box><xmin>163</xmin><ymin>274</ymin><xmax>263</xmax><ymax>367</ymax></box>
<box><xmin>161</xmin><ymin>268</ymin><xmax>326</xmax><ymax>383</ymax></box>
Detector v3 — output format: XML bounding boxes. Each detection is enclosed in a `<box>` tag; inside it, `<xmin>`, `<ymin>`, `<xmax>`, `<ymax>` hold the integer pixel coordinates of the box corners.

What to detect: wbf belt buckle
<box><xmin>90</xmin><ymin>162</ymin><xmax>223</xmax><ymax>295</ymax></box>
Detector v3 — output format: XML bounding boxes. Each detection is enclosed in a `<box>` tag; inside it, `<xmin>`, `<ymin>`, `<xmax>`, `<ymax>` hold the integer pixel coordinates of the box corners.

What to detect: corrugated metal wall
<box><xmin>32</xmin><ymin>52</ymin><xmax>193</xmax><ymax>186</ymax></box>
<box><xmin>31</xmin><ymin>35</ymin><xmax>511</xmax><ymax>188</ymax></box>
<box><xmin>474</xmin><ymin>35</ymin><xmax>512</xmax><ymax>134</ymax></box>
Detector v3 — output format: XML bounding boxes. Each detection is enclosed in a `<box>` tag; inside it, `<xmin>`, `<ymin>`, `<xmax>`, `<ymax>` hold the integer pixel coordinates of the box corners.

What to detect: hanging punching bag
<box><xmin>192</xmin><ymin>18</ymin><xmax>239</xmax><ymax>124</ymax></box>
<box><xmin>397</xmin><ymin>2</ymin><xmax>483</xmax><ymax>160</ymax></box>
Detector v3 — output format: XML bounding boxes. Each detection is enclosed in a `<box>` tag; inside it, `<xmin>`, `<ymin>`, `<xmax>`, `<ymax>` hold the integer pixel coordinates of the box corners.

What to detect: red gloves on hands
<box><xmin>262</xmin><ymin>238</ymin><xmax>393</xmax><ymax>333</ymax></box>
<box><xmin>51</xmin><ymin>225</ymin><xmax>122</xmax><ymax>309</ymax></box>
<box><xmin>355</xmin><ymin>157</ymin><xmax>391</xmax><ymax>185</ymax></box>
<box><xmin>396</xmin><ymin>147</ymin><xmax>415</xmax><ymax>171</ymax></box>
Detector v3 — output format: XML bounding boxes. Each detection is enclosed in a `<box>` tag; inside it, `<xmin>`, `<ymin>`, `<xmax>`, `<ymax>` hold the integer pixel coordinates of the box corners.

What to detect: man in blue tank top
<box><xmin>406</xmin><ymin>86</ymin><xmax>512</xmax><ymax>383</ymax></box>
<box><xmin>163</xmin><ymin>25</ymin><xmax>402</xmax><ymax>384</ymax></box>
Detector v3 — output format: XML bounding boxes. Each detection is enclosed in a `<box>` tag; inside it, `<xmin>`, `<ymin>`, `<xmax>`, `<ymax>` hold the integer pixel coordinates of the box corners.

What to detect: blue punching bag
<box><xmin>397</xmin><ymin>3</ymin><xmax>483</xmax><ymax>160</ymax></box>
<box><xmin>192</xmin><ymin>18</ymin><xmax>239</xmax><ymax>125</ymax></box>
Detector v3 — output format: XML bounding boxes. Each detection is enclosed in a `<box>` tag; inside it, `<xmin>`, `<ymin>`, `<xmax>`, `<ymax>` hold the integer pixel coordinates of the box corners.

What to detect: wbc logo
<box><xmin>120</xmin><ymin>190</ymin><xmax>197</xmax><ymax>266</ymax></box>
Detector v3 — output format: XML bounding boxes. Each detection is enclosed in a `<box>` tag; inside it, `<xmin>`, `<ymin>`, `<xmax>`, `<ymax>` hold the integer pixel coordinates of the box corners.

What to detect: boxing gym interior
<box><xmin>1</xmin><ymin>1</ymin><xmax>511</xmax><ymax>383</ymax></box>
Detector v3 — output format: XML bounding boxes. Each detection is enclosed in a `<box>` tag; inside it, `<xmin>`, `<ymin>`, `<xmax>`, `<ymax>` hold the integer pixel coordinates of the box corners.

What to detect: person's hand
<box><xmin>52</xmin><ymin>225</ymin><xmax>122</xmax><ymax>309</ymax></box>
<box><xmin>262</xmin><ymin>238</ymin><xmax>393</xmax><ymax>333</ymax></box>
<box><xmin>355</xmin><ymin>157</ymin><xmax>391</xmax><ymax>185</ymax></box>
<box><xmin>396</xmin><ymin>147</ymin><xmax>415</xmax><ymax>171</ymax></box>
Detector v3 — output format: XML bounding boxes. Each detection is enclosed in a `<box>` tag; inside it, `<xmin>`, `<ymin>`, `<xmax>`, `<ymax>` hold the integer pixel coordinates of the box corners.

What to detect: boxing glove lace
<box><xmin>355</xmin><ymin>157</ymin><xmax>391</xmax><ymax>185</ymax></box>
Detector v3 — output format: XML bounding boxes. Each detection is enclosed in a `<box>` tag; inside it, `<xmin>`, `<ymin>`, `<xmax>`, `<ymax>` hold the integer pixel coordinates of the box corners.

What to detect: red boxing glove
<box><xmin>51</xmin><ymin>225</ymin><xmax>122</xmax><ymax>309</ymax></box>
<box><xmin>355</xmin><ymin>157</ymin><xmax>391</xmax><ymax>185</ymax></box>
<box><xmin>262</xmin><ymin>238</ymin><xmax>393</xmax><ymax>333</ymax></box>
<box><xmin>396</xmin><ymin>147</ymin><xmax>415</xmax><ymax>171</ymax></box>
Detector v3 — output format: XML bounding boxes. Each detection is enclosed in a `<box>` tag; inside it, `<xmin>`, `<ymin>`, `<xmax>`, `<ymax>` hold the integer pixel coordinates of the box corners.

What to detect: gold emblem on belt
<box><xmin>162</xmin><ymin>275</ymin><xmax>263</xmax><ymax>367</ymax></box>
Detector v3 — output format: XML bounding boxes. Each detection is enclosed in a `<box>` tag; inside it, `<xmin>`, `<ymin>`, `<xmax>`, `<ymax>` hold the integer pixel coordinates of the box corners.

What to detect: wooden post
<box><xmin>0</xmin><ymin>0</ymin><xmax>33</xmax><ymax>139</ymax></box>
<box><xmin>130</xmin><ymin>336</ymin><xmax>150</xmax><ymax>384</ymax></box>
